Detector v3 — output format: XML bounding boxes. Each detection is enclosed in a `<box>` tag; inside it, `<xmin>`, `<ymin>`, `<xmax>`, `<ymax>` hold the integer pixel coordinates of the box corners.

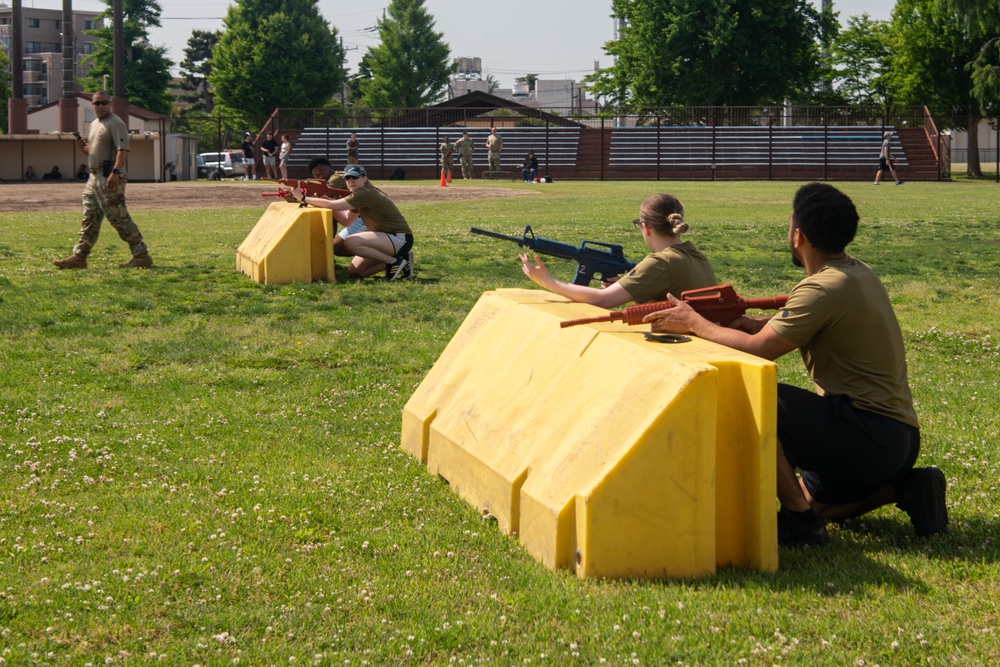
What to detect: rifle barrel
<box><xmin>469</xmin><ymin>228</ymin><xmax>525</xmax><ymax>245</ymax></box>
<box><xmin>559</xmin><ymin>314</ymin><xmax>616</xmax><ymax>328</ymax></box>
<box><xmin>743</xmin><ymin>295</ymin><xmax>787</xmax><ymax>310</ymax></box>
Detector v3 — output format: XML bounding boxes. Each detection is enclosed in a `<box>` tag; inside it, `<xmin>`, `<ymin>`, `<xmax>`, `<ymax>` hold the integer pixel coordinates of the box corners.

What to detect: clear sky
<box><xmin>23</xmin><ymin>0</ymin><xmax>897</xmax><ymax>90</ymax></box>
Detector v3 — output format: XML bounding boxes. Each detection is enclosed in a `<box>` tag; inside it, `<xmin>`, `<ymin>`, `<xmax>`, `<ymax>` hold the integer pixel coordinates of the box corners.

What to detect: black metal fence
<box><xmin>267</xmin><ymin>105</ymin><xmax>929</xmax><ymax>132</ymax></box>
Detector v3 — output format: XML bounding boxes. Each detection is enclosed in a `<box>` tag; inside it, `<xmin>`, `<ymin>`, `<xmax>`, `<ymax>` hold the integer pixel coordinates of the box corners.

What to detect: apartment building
<box><xmin>0</xmin><ymin>2</ymin><xmax>103</xmax><ymax>108</ymax></box>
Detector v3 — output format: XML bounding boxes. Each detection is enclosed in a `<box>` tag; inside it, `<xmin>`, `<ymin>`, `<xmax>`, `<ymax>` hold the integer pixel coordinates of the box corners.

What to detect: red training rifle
<box><xmin>261</xmin><ymin>178</ymin><xmax>351</xmax><ymax>199</ymax></box>
<box><xmin>559</xmin><ymin>284</ymin><xmax>788</xmax><ymax>329</ymax></box>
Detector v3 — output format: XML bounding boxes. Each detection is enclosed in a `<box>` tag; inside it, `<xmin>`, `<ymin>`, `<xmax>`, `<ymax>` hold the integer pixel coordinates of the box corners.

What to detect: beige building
<box><xmin>1</xmin><ymin>93</ymin><xmax>200</xmax><ymax>182</ymax></box>
<box><xmin>0</xmin><ymin>2</ymin><xmax>103</xmax><ymax>108</ymax></box>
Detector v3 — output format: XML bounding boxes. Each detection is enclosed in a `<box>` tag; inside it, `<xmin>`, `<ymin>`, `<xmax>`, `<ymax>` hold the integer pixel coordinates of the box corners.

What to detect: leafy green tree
<box><xmin>889</xmin><ymin>0</ymin><xmax>1000</xmax><ymax>177</ymax></box>
<box><xmin>177</xmin><ymin>29</ymin><xmax>220</xmax><ymax>114</ymax></box>
<box><xmin>829</xmin><ymin>15</ymin><xmax>893</xmax><ymax>105</ymax></box>
<box><xmin>515</xmin><ymin>74</ymin><xmax>539</xmax><ymax>93</ymax></box>
<box><xmin>81</xmin><ymin>0</ymin><xmax>173</xmax><ymax>115</ymax></box>
<box><xmin>356</xmin><ymin>0</ymin><xmax>455</xmax><ymax>108</ymax></box>
<box><xmin>485</xmin><ymin>73</ymin><xmax>501</xmax><ymax>94</ymax></box>
<box><xmin>586</xmin><ymin>0</ymin><xmax>830</xmax><ymax>107</ymax></box>
<box><xmin>943</xmin><ymin>0</ymin><xmax>1000</xmax><ymax>111</ymax></box>
<box><xmin>210</xmin><ymin>0</ymin><xmax>345</xmax><ymax>119</ymax></box>
<box><xmin>0</xmin><ymin>50</ymin><xmax>9</xmax><ymax>131</ymax></box>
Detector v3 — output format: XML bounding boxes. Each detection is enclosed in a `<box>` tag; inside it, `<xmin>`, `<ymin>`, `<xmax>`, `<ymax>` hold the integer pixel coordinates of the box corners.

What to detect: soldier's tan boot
<box><xmin>119</xmin><ymin>252</ymin><xmax>153</xmax><ymax>269</ymax></box>
<box><xmin>53</xmin><ymin>254</ymin><xmax>87</xmax><ymax>269</ymax></box>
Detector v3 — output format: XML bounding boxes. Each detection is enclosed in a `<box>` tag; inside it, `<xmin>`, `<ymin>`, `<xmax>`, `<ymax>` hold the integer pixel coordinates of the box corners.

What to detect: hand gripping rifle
<box><xmin>559</xmin><ymin>283</ymin><xmax>788</xmax><ymax>328</ymax></box>
<box><xmin>470</xmin><ymin>224</ymin><xmax>636</xmax><ymax>286</ymax></box>
<box><xmin>261</xmin><ymin>178</ymin><xmax>351</xmax><ymax>199</ymax></box>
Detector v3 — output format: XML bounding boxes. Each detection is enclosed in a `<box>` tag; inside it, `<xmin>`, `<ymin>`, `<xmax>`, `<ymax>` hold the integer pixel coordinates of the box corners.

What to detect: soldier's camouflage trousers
<box><xmin>460</xmin><ymin>153</ymin><xmax>473</xmax><ymax>179</ymax></box>
<box><xmin>72</xmin><ymin>173</ymin><xmax>148</xmax><ymax>258</ymax></box>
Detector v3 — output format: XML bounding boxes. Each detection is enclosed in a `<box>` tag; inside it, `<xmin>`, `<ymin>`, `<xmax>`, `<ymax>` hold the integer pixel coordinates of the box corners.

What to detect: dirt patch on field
<box><xmin>0</xmin><ymin>180</ymin><xmax>534</xmax><ymax>213</ymax></box>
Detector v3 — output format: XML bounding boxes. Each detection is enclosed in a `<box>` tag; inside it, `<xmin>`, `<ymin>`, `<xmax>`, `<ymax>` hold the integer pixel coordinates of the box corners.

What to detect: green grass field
<box><xmin>1</xmin><ymin>179</ymin><xmax>998</xmax><ymax>665</ymax></box>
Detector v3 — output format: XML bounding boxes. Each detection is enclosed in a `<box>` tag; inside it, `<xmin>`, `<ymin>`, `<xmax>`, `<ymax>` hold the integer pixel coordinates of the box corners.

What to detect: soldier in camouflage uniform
<box><xmin>454</xmin><ymin>131</ymin><xmax>474</xmax><ymax>179</ymax></box>
<box><xmin>486</xmin><ymin>127</ymin><xmax>503</xmax><ymax>174</ymax></box>
<box><xmin>53</xmin><ymin>90</ymin><xmax>152</xmax><ymax>270</ymax></box>
<box><xmin>346</xmin><ymin>133</ymin><xmax>359</xmax><ymax>166</ymax></box>
<box><xmin>439</xmin><ymin>136</ymin><xmax>455</xmax><ymax>180</ymax></box>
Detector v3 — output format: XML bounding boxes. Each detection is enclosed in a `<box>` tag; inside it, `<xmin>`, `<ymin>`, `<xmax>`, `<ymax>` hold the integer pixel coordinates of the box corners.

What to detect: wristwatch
<box><xmin>111</xmin><ymin>168</ymin><xmax>121</xmax><ymax>175</ymax></box>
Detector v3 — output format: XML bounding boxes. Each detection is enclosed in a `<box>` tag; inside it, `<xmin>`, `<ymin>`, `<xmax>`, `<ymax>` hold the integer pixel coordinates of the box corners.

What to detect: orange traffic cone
<box><xmin>439</xmin><ymin>169</ymin><xmax>447</xmax><ymax>187</ymax></box>
<box><xmin>446</xmin><ymin>170</ymin><xmax>452</xmax><ymax>184</ymax></box>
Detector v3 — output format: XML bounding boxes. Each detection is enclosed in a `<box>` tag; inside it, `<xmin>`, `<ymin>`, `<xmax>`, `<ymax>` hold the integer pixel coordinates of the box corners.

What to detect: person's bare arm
<box><xmin>643</xmin><ymin>294</ymin><xmax>798</xmax><ymax>361</ymax></box>
<box><xmin>520</xmin><ymin>253</ymin><xmax>633</xmax><ymax>308</ymax></box>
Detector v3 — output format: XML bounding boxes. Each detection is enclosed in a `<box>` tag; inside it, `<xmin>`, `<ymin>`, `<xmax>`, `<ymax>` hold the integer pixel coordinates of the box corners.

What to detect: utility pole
<box><xmin>338</xmin><ymin>36</ymin><xmax>358</xmax><ymax>106</ymax></box>
<box><xmin>8</xmin><ymin>0</ymin><xmax>28</xmax><ymax>134</ymax></box>
<box><xmin>820</xmin><ymin>0</ymin><xmax>833</xmax><ymax>92</ymax></box>
<box><xmin>58</xmin><ymin>0</ymin><xmax>79</xmax><ymax>133</ymax></box>
<box><xmin>112</xmin><ymin>0</ymin><xmax>127</xmax><ymax>127</ymax></box>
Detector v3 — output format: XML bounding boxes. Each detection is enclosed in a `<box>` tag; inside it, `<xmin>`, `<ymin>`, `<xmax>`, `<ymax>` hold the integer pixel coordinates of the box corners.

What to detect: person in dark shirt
<box><xmin>241</xmin><ymin>132</ymin><xmax>257</xmax><ymax>181</ymax></box>
<box><xmin>520</xmin><ymin>151</ymin><xmax>539</xmax><ymax>182</ymax></box>
<box><xmin>261</xmin><ymin>132</ymin><xmax>279</xmax><ymax>179</ymax></box>
<box><xmin>42</xmin><ymin>165</ymin><xmax>63</xmax><ymax>180</ymax></box>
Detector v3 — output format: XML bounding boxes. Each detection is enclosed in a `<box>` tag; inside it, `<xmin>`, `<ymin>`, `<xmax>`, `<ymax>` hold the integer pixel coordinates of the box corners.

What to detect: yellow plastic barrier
<box><xmin>401</xmin><ymin>288</ymin><xmax>778</xmax><ymax>579</ymax></box>
<box><xmin>236</xmin><ymin>202</ymin><xmax>335</xmax><ymax>284</ymax></box>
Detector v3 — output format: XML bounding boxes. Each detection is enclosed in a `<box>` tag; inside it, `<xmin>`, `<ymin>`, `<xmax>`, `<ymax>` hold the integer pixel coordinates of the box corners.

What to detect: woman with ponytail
<box><xmin>520</xmin><ymin>193</ymin><xmax>718</xmax><ymax>308</ymax></box>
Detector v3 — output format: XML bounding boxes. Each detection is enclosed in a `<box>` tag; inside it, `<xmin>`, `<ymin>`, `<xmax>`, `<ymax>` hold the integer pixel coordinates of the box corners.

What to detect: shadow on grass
<box><xmin>834</xmin><ymin>514</ymin><xmax>999</xmax><ymax>564</ymax></box>
<box><xmin>694</xmin><ymin>513</ymin><xmax>999</xmax><ymax>596</ymax></box>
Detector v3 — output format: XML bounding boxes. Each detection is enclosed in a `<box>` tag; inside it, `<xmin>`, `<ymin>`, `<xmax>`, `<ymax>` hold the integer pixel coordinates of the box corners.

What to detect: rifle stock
<box><xmin>559</xmin><ymin>284</ymin><xmax>788</xmax><ymax>328</ymax></box>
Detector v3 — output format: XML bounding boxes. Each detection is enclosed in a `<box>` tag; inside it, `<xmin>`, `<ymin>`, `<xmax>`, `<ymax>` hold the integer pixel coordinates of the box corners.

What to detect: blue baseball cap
<box><xmin>343</xmin><ymin>165</ymin><xmax>367</xmax><ymax>178</ymax></box>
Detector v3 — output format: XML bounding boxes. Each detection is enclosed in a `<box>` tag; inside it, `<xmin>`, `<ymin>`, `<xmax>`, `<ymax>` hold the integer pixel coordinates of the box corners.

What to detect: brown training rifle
<box><xmin>559</xmin><ymin>283</ymin><xmax>788</xmax><ymax>329</ymax></box>
<box><xmin>261</xmin><ymin>178</ymin><xmax>351</xmax><ymax>199</ymax></box>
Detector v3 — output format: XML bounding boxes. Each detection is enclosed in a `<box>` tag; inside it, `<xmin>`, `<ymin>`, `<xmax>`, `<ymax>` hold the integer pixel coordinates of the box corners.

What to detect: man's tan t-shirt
<box><xmin>768</xmin><ymin>256</ymin><xmax>918</xmax><ymax>428</ymax></box>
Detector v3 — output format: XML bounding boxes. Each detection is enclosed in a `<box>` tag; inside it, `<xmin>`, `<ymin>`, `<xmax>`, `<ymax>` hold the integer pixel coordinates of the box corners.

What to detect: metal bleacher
<box><xmin>287</xmin><ymin>126</ymin><xmax>581</xmax><ymax>180</ymax></box>
<box><xmin>604</xmin><ymin>125</ymin><xmax>912</xmax><ymax>180</ymax></box>
<box><xmin>278</xmin><ymin>123</ymin><xmax>938</xmax><ymax>181</ymax></box>
<box><xmin>609</xmin><ymin>126</ymin><xmax>906</xmax><ymax>168</ymax></box>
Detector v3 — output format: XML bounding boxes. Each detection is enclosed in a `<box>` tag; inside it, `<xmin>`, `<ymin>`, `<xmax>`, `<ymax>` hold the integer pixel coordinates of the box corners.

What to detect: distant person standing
<box><xmin>454</xmin><ymin>131</ymin><xmax>474</xmax><ymax>179</ymax></box>
<box><xmin>346</xmin><ymin>133</ymin><xmax>359</xmax><ymax>166</ymax></box>
<box><xmin>261</xmin><ymin>131</ymin><xmax>279</xmax><ymax>179</ymax></box>
<box><xmin>874</xmin><ymin>131</ymin><xmax>902</xmax><ymax>185</ymax></box>
<box><xmin>486</xmin><ymin>127</ymin><xmax>503</xmax><ymax>174</ymax></box>
<box><xmin>439</xmin><ymin>135</ymin><xmax>454</xmax><ymax>181</ymax></box>
<box><xmin>241</xmin><ymin>132</ymin><xmax>257</xmax><ymax>180</ymax></box>
<box><xmin>53</xmin><ymin>90</ymin><xmax>153</xmax><ymax>270</ymax></box>
<box><xmin>279</xmin><ymin>134</ymin><xmax>292</xmax><ymax>179</ymax></box>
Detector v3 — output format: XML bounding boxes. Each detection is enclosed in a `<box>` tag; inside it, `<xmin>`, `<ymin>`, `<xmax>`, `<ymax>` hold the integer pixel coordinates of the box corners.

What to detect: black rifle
<box><xmin>470</xmin><ymin>225</ymin><xmax>636</xmax><ymax>286</ymax></box>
